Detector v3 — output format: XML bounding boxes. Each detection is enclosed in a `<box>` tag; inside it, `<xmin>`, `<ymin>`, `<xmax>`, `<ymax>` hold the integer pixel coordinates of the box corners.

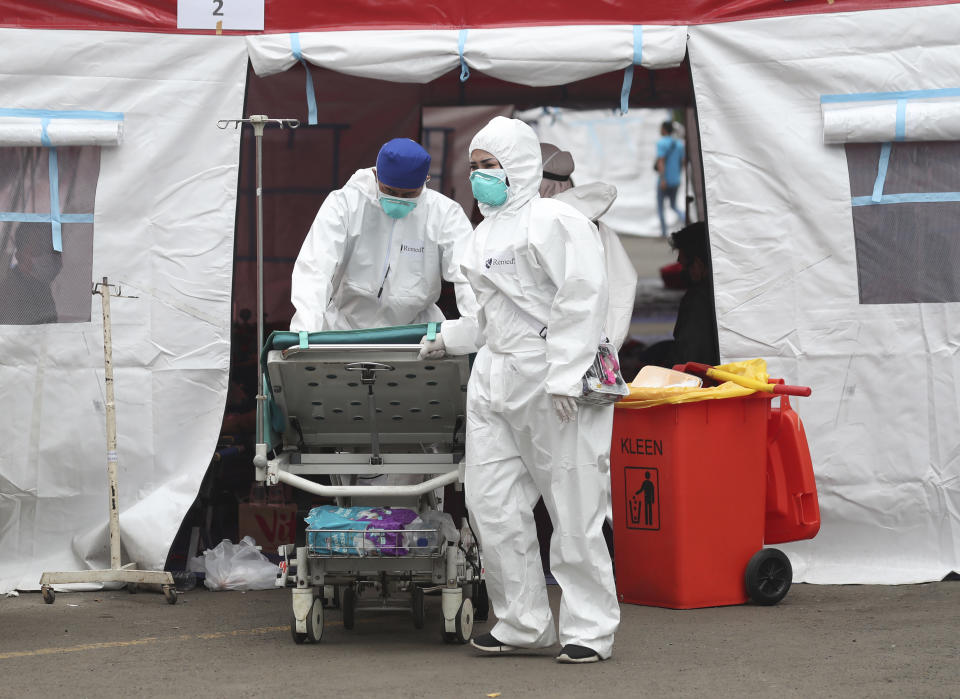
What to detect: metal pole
<box><xmin>215</xmin><ymin>115</ymin><xmax>298</xmax><ymax>470</ymax></box>
<box><xmin>253</xmin><ymin>119</ymin><xmax>265</xmax><ymax>445</ymax></box>
<box><xmin>98</xmin><ymin>277</ymin><xmax>122</xmax><ymax>570</ymax></box>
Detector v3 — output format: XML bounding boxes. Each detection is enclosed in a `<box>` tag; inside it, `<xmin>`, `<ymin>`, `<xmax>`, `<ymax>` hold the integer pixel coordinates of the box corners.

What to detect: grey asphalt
<box><xmin>1</xmin><ymin>581</ymin><xmax>957</xmax><ymax>698</ymax></box>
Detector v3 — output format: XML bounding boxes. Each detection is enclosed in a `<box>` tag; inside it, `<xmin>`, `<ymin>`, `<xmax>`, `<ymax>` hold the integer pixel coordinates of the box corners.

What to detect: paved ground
<box><xmin>1</xmin><ymin>581</ymin><xmax>957</xmax><ymax>698</ymax></box>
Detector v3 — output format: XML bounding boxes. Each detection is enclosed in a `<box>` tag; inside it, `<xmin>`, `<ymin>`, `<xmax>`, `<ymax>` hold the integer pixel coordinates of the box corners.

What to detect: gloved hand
<box><xmin>418</xmin><ymin>333</ymin><xmax>446</xmax><ymax>359</ymax></box>
<box><xmin>551</xmin><ymin>394</ymin><xmax>579</xmax><ymax>423</ymax></box>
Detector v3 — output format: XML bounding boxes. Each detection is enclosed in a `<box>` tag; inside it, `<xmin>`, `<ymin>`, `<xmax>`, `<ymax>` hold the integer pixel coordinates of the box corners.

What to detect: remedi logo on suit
<box><xmin>484</xmin><ymin>255</ymin><xmax>516</xmax><ymax>270</ymax></box>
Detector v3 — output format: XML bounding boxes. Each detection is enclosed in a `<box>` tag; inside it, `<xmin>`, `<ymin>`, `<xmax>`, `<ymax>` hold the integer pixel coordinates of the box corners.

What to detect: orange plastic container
<box><xmin>611</xmin><ymin>394</ymin><xmax>770</xmax><ymax>609</ymax></box>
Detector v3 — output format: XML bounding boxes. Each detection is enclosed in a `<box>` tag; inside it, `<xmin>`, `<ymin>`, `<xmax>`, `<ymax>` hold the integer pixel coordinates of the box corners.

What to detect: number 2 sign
<box><xmin>177</xmin><ymin>0</ymin><xmax>264</xmax><ymax>31</ymax></box>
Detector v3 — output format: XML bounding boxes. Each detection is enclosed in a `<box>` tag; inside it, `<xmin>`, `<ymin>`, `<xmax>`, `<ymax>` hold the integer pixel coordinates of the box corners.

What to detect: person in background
<box><xmin>290</xmin><ymin>138</ymin><xmax>478</xmax><ymax>342</ymax></box>
<box><xmin>0</xmin><ymin>222</ymin><xmax>62</xmax><ymax>325</ymax></box>
<box><xmin>423</xmin><ymin>117</ymin><xmax>620</xmax><ymax>664</ymax></box>
<box><xmin>667</xmin><ymin>221</ymin><xmax>719</xmax><ymax>367</ymax></box>
<box><xmin>538</xmin><ymin>143</ymin><xmax>575</xmax><ymax>198</ymax></box>
<box><xmin>656</xmin><ymin>120</ymin><xmax>686</xmax><ymax>237</ymax></box>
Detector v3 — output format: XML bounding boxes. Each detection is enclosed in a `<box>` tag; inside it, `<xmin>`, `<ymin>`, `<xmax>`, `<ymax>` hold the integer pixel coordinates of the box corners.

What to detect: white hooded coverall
<box><xmin>453</xmin><ymin>117</ymin><xmax>620</xmax><ymax>658</ymax></box>
<box><xmin>290</xmin><ymin>167</ymin><xmax>478</xmax><ymax>335</ymax></box>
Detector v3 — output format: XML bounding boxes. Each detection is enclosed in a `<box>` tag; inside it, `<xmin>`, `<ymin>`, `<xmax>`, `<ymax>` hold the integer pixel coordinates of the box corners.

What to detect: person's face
<box><xmin>678</xmin><ymin>250</ymin><xmax>706</xmax><ymax>284</ymax></box>
<box><xmin>376</xmin><ymin>180</ymin><xmax>425</xmax><ymax>199</ymax></box>
<box><xmin>469</xmin><ymin>150</ymin><xmax>502</xmax><ymax>172</ymax></box>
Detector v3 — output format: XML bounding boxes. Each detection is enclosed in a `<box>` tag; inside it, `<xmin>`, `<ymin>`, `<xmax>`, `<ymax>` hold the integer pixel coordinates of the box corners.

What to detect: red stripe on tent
<box><xmin>0</xmin><ymin>0</ymin><xmax>957</xmax><ymax>33</ymax></box>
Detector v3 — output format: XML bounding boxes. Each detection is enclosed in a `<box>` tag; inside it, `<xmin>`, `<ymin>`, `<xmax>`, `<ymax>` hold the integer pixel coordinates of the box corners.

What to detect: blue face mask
<box><xmin>470</xmin><ymin>169</ymin><xmax>508</xmax><ymax>207</ymax></box>
<box><xmin>379</xmin><ymin>193</ymin><xmax>419</xmax><ymax>219</ymax></box>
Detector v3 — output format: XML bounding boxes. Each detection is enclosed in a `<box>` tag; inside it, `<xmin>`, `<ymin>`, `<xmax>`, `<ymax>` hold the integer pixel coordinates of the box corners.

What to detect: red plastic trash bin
<box><xmin>611</xmin><ymin>392</ymin><xmax>775</xmax><ymax>609</ymax></box>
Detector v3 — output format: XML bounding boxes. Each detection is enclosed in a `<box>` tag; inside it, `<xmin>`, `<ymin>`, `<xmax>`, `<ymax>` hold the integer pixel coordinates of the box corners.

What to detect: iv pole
<box><xmin>216</xmin><ymin>116</ymin><xmax>299</xmax><ymax>481</ymax></box>
<box><xmin>40</xmin><ymin>279</ymin><xmax>177</xmax><ymax>605</ymax></box>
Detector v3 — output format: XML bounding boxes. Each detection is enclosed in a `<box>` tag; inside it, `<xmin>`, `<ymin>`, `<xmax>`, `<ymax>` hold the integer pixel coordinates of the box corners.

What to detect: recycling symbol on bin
<box><xmin>625</xmin><ymin>467</ymin><xmax>660</xmax><ymax>530</ymax></box>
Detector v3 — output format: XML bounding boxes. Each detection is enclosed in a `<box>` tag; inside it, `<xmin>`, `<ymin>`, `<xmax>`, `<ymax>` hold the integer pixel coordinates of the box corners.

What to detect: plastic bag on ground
<box><xmin>200</xmin><ymin>536</ymin><xmax>279</xmax><ymax>591</ymax></box>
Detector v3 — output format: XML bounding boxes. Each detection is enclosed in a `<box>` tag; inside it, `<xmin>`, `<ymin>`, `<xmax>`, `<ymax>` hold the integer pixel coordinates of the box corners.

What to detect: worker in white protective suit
<box><xmin>553</xmin><ymin>181</ymin><xmax>638</xmax><ymax>528</ymax></box>
<box><xmin>290</xmin><ymin>138</ymin><xmax>478</xmax><ymax>335</ymax></box>
<box><xmin>419</xmin><ymin>117</ymin><xmax>620</xmax><ymax>664</ymax></box>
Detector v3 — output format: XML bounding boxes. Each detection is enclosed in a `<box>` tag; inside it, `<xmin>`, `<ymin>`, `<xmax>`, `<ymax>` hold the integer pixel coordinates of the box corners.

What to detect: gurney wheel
<box><xmin>341</xmin><ymin>585</ymin><xmax>356</xmax><ymax>630</ymax></box>
<box><xmin>162</xmin><ymin>585</ymin><xmax>178</xmax><ymax>605</ymax></box>
<box><xmin>306</xmin><ymin>597</ymin><xmax>324</xmax><ymax>642</ymax></box>
<box><xmin>470</xmin><ymin>580</ymin><xmax>489</xmax><ymax>622</ymax></box>
<box><xmin>412</xmin><ymin>586</ymin><xmax>425</xmax><ymax>629</ymax></box>
<box><xmin>290</xmin><ymin>612</ymin><xmax>307</xmax><ymax>644</ymax></box>
<box><xmin>442</xmin><ymin>597</ymin><xmax>473</xmax><ymax>644</ymax></box>
<box><xmin>41</xmin><ymin>585</ymin><xmax>55</xmax><ymax>604</ymax></box>
<box><xmin>745</xmin><ymin>548</ymin><xmax>792</xmax><ymax>606</ymax></box>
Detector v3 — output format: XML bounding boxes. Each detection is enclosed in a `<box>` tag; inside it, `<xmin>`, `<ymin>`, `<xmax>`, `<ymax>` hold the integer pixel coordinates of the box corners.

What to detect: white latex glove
<box><xmin>551</xmin><ymin>394</ymin><xmax>579</xmax><ymax>423</ymax></box>
<box><xmin>418</xmin><ymin>333</ymin><xmax>446</xmax><ymax>359</ymax></box>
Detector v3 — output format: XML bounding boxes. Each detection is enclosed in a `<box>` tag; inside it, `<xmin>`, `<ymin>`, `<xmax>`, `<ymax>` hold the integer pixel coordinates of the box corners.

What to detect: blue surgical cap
<box><xmin>376</xmin><ymin>138</ymin><xmax>431</xmax><ymax>189</ymax></box>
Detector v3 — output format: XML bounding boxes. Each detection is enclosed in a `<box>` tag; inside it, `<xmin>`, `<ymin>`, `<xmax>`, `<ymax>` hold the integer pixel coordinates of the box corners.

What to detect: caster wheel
<box><xmin>162</xmin><ymin>585</ymin><xmax>178</xmax><ymax>605</ymax></box>
<box><xmin>41</xmin><ymin>585</ymin><xmax>55</xmax><ymax>604</ymax></box>
<box><xmin>745</xmin><ymin>548</ymin><xmax>792</xmax><ymax>605</ymax></box>
<box><xmin>290</xmin><ymin>612</ymin><xmax>307</xmax><ymax>644</ymax></box>
<box><xmin>442</xmin><ymin>597</ymin><xmax>473</xmax><ymax>644</ymax></box>
<box><xmin>412</xmin><ymin>585</ymin><xmax>425</xmax><ymax>629</ymax></box>
<box><xmin>341</xmin><ymin>585</ymin><xmax>356</xmax><ymax>630</ymax></box>
<box><xmin>306</xmin><ymin>597</ymin><xmax>324</xmax><ymax>643</ymax></box>
<box><xmin>471</xmin><ymin>580</ymin><xmax>489</xmax><ymax>622</ymax></box>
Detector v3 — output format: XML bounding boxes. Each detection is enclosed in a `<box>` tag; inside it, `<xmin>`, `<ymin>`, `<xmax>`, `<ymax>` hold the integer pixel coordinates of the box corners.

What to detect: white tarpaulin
<box><xmin>246</xmin><ymin>25</ymin><xmax>688</xmax><ymax>85</ymax></box>
<box><xmin>822</xmin><ymin>96</ymin><xmax>960</xmax><ymax>144</ymax></box>
<box><xmin>689</xmin><ymin>4</ymin><xmax>960</xmax><ymax>583</ymax></box>
<box><xmin>0</xmin><ymin>117</ymin><xmax>124</xmax><ymax>147</ymax></box>
<box><xmin>0</xmin><ymin>29</ymin><xmax>248</xmax><ymax>593</ymax></box>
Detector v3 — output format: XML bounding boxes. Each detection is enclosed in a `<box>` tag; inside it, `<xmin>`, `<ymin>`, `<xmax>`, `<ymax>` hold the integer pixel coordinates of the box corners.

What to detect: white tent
<box><xmin>0</xmin><ymin>1</ymin><xmax>957</xmax><ymax>593</ymax></box>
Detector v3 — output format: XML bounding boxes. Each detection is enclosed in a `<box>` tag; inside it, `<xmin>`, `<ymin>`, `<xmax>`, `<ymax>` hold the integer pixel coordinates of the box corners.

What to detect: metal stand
<box><xmin>39</xmin><ymin>278</ymin><xmax>177</xmax><ymax>605</ymax></box>
<box><xmin>216</xmin><ymin>115</ymin><xmax>299</xmax><ymax>475</ymax></box>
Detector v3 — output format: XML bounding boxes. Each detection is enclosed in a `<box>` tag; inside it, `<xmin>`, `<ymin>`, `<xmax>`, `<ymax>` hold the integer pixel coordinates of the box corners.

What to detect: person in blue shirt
<box><xmin>656</xmin><ymin>120</ymin><xmax>686</xmax><ymax>237</ymax></box>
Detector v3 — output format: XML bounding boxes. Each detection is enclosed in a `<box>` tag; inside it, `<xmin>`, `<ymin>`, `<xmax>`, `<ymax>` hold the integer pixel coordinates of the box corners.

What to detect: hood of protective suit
<box><xmin>344</xmin><ymin>166</ymin><xmax>387</xmax><ymax>205</ymax></box>
<box><xmin>469</xmin><ymin>117</ymin><xmax>542</xmax><ymax>218</ymax></box>
<box><xmin>552</xmin><ymin>182</ymin><xmax>617</xmax><ymax>222</ymax></box>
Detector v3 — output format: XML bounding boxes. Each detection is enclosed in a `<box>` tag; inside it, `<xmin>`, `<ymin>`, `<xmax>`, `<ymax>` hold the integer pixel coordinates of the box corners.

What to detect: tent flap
<box><xmin>0</xmin><ymin>117</ymin><xmax>123</xmax><ymax>147</ymax></box>
<box><xmin>247</xmin><ymin>25</ymin><xmax>688</xmax><ymax>86</ymax></box>
<box><xmin>822</xmin><ymin>97</ymin><xmax>960</xmax><ymax>143</ymax></box>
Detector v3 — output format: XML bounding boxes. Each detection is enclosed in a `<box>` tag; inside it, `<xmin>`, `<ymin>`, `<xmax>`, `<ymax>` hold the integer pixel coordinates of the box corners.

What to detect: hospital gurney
<box><xmin>254</xmin><ymin>323</ymin><xmax>484</xmax><ymax>644</ymax></box>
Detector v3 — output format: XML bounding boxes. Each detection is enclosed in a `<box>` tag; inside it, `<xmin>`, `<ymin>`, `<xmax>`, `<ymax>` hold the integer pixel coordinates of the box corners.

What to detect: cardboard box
<box><xmin>237</xmin><ymin>503</ymin><xmax>297</xmax><ymax>553</ymax></box>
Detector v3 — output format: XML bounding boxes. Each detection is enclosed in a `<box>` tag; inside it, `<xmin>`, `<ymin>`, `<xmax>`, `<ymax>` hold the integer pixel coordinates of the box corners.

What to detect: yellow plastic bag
<box><xmin>616</xmin><ymin>358</ymin><xmax>770</xmax><ymax>410</ymax></box>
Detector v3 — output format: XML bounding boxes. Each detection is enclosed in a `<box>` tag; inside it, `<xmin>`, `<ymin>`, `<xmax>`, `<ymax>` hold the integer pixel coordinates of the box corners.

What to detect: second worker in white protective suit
<box><xmin>290</xmin><ymin>138</ymin><xmax>478</xmax><ymax>337</ymax></box>
<box><xmin>427</xmin><ymin>116</ymin><xmax>620</xmax><ymax>664</ymax></box>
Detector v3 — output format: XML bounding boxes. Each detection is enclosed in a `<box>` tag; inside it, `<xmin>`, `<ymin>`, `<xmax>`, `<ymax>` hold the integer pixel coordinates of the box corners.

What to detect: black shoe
<box><xmin>556</xmin><ymin>644</ymin><xmax>602</xmax><ymax>664</ymax></box>
<box><xmin>470</xmin><ymin>633</ymin><xmax>518</xmax><ymax>654</ymax></box>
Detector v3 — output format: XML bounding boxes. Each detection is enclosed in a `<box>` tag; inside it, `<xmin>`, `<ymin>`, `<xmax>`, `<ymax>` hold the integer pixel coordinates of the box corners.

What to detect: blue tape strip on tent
<box><xmin>852</xmin><ymin>192</ymin><xmax>960</xmax><ymax>206</ymax></box>
<box><xmin>895</xmin><ymin>99</ymin><xmax>907</xmax><ymax>141</ymax></box>
<box><xmin>0</xmin><ymin>108</ymin><xmax>123</xmax><ymax>120</ymax></box>
<box><xmin>619</xmin><ymin>26</ymin><xmax>643</xmax><ymax>115</ymax></box>
<box><xmin>821</xmin><ymin>87</ymin><xmax>960</xmax><ymax>103</ymax></box>
<box><xmin>47</xmin><ymin>147</ymin><xmax>62</xmax><ymax>251</ymax></box>
<box><xmin>0</xmin><ymin>213</ymin><xmax>93</xmax><ymax>223</ymax></box>
<box><xmin>0</xmin><ymin>107</ymin><xmax>119</xmax><ymax>252</ymax></box>
<box><xmin>872</xmin><ymin>142</ymin><xmax>892</xmax><ymax>203</ymax></box>
<box><xmin>290</xmin><ymin>33</ymin><xmax>318</xmax><ymax>125</ymax></box>
<box><xmin>458</xmin><ymin>29</ymin><xmax>470</xmax><ymax>82</ymax></box>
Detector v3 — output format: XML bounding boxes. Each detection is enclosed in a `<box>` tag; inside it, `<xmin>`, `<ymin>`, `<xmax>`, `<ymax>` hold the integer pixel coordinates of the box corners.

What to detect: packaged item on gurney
<box><xmin>306</xmin><ymin>506</ymin><xmax>419</xmax><ymax>556</ymax></box>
